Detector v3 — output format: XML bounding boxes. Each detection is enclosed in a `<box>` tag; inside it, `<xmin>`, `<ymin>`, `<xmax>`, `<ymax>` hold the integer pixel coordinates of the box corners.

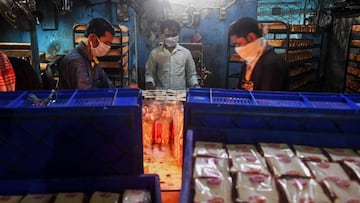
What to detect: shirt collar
<box><xmin>161</xmin><ymin>43</ymin><xmax>181</xmax><ymax>53</ymax></box>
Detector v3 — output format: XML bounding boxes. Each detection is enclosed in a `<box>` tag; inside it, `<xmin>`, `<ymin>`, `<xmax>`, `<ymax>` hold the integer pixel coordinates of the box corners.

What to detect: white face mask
<box><xmin>235</xmin><ymin>37</ymin><xmax>264</xmax><ymax>64</ymax></box>
<box><xmin>164</xmin><ymin>35</ymin><xmax>179</xmax><ymax>48</ymax></box>
<box><xmin>90</xmin><ymin>37</ymin><xmax>111</xmax><ymax>57</ymax></box>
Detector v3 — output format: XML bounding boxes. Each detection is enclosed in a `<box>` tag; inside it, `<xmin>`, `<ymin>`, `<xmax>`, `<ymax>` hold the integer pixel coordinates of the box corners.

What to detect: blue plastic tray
<box><xmin>0</xmin><ymin>88</ymin><xmax>143</xmax><ymax>179</ymax></box>
<box><xmin>185</xmin><ymin>88</ymin><xmax>360</xmax><ymax>133</ymax></box>
<box><xmin>0</xmin><ymin>174</ymin><xmax>162</xmax><ymax>203</ymax></box>
<box><xmin>0</xmin><ymin>91</ymin><xmax>25</xmax><ymax>107</ymax></box>
<box><xmin>180</xmin><ymin>128</ymin><xmax>360</xmax><ymax>203</ymax></box>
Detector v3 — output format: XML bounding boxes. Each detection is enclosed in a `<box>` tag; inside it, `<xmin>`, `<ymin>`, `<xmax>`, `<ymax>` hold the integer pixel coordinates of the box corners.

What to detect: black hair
<box><xmin>229</xmin><ymin>17</ymin><xmax>262</xmax><ymax>38</ymax></box>
<box><xmin>85</xmin><ymin>17</ymin><xmax>115</xmax><ymax>37</ymax></box>
<box><xmin>160</xmin><ymin>19</ymin><xmax>181</xmax><ymax>33</ymax></box>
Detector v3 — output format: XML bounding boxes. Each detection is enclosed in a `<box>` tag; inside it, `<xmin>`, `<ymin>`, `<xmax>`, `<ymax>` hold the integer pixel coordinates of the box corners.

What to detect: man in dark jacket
<box><xmin>59</xmin><ymin>18</ymin><xmax>114</xmax><ymax>90</ymax></box>
<box><xmin>229</xmin><ymin>17</ymin><xmax>289</xmax><ymax>91</ymax></box>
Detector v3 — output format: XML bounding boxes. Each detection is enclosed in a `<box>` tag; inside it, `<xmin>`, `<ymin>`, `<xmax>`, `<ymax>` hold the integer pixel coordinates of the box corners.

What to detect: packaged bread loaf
<box><xmin>193</xmin><ymin>177</ymin><xmax>232</xmax><ymax>203</ymax></box>
<box><xmin>89</xmin><ymin>192</ymin><xmax>120</xmax><ymax>203</ymax></box>
<box><xmin>122</xmin><ymin>189</ymin><xmax>151</xmax><ymax>203</ymax></box>
<box><xmin>54</xmin><ymin>192</ymin><xmax>84</xmax><ymax>203</ymax></box>
<box><xmin>343</xmin><ymin>160</ymin><xmax>360</xmax><ymax>181</ymax></box>
<box><xmin>259</xmin><ymin>142</ymin><xmax>295</xmax><ymax>158</ymax></box>
<box><xmin>193</xmin><ymin>157</ymin><xmax>230</xmax><ymax>178</ymax></box>
<box><xmin>278</xmin><ymin>178</ymin><xmax>331</xmax><ymax>203</ymax></box>
<box><xmin>293</xmin><ymin>145</ymin><xmax>329</xmax><ymax>161</ymax></box>
<box><xmin>226</xmin><ymin>144</ymin><xmax>260</xmax><ymax>159</ymax></box>
<box><xmin>19</xmin><ymin>194</ymin><xmax>53</xmax><ymax>203</ymax></box>
<box><xmin>306</xmin><ymin>161</ymin><xmax>350</xmax><ymax>181</ymax></box>
<box><xmin>323</xmin><ymin>147</ymin><xmax>360</xmax><ymax>162</ymax></box>
<box><xmin>266</xmin><ymin>155</ymin><xmax>311</xmax><ymax>178</ymax></box>
<box><xmin>322</xmin><ymin>178</ymin><xmax>360</xmax><ymax>202</ymax></box>
<box><xmin>236</xmin><ymin>173</ymin><xmax>279</xmax><ymax>203</ymax></box>
<box><xmin>230</xmin><ymin>153</ymin><xmax>269</xmax><ymax>175</ymax></box>
<box><xmin>193</xmin><ymin>141</ymin><xmax>228</xmax><ymax>158</ymax></box>
<box><xmin>0</xmin><ymin>195</ymin><xmax>23</xmax><ymax>203</ymax></box>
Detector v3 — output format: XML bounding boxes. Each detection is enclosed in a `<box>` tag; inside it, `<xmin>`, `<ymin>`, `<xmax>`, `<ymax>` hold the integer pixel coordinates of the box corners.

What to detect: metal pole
<box><xmin>30</xmin><ymin>24</ymin><xmax>43</xmax><ymax>86</ymax></box>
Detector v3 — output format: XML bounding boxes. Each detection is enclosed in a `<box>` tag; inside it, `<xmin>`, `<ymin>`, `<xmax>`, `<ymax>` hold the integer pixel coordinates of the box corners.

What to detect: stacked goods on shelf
<box><xmin>0</xmin><ymin>89</ymin><xmax>162</xmax><ymax>203</ymax></box>
<box><xmin>345</xmin><ymin>25</ymin><xmax>360</xmax><ymax>93</ymax></box>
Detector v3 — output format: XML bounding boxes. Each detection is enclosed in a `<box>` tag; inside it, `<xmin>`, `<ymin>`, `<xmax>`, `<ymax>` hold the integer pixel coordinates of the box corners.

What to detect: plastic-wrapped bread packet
<box><xmin>266</xmin><ymin>155</ymin><xmax>311</xmax><ymax>178</ymax></box>
<box><xmin>53</xmin><ymin>193</ymin><xmax>84</xmax><ymax>203</ymax></box>
<box><xmin>278</xmin><ymin>178</ymin><xmax>331</xmax><ymax>203</ymax></box>
<box><xmin>235</xmin><ymin>173</ymin><xmax>279</xmax><ymax>203</ymax></box>
<box><xmin>306</xmin><ymin>161</ymin><xmax>350</xmax><ymax>182</ymax></box>
<box><xmin>19</xmin><ymin>194</ymin><xmax>53</xmax><ymax>203</ymax></box>
<box><xmin>193</xmin><ymin>177</ymin><xmax>232</xmax><ymax>203</ymax></box>
<box><xmin>323</xmin><ymin>147</ymin><xmax>360</xmax><ymax>162</ymax></box>
<box><xmin>226</xmin><ymin>144</ymin><xmax>260</xmax><ymax>160</ymax></box>
<box><xmin>193</xmin><ymin>157</ymin><xmax>230</xmax><ymax>179</ymax></box>
<box><xmin>122</xmin><ymin>190</ymin><xmax>151</xmax><ymax>203</ymax></box>
<box><xmin>259</xmin><ymin>142</ymin><xmax>295</xmax><ymax>158</ymax></box>
<box><xmin>230</xmin><ymin>152</ymin><xmax>270</xmax><ymax>175</ymax></box>
<box><xmin>322</xmin><ymin>178</ymin><xmax>360</xmax><ymax>203</ymax></box>
<box><xmin>193</xmin><ymin>141</ymin><xmax>228</xmax><ymax>159</ymax></box>
<box><xmin>293</xmin><ymin>145</ymin><xmax>329</xmax><ymax>162</ymax></box>
<box><xmin>343</xmin><ymin>160</ymin><xmax>360</xmax><ymax>181</ymax></box>
<box><xmin>89</xmin><ymin>192</ymin><xmax>120</xmax><ymax>203</ymax></box>
<box><xmin>0</xmin><ymin>195</ymin><xmax>23</xmax><ymax>203</ymax></box>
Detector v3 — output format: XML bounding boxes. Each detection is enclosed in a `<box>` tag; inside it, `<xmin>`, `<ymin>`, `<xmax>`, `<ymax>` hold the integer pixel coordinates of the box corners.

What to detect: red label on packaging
<box><xmin>300</xmin><ymin>196</ymin><xmax>315</xmax><ymax>203</ymax></box>
<box><xmin>249</xmin><ymin>174</ymin><xmax>266</xmax><ymax>183</ymax></box>
<box><xmin>249</xmin><ymin>195</ymin><xmax>266</xmax><ymax>203</ymax></box>
<box><xmin>317</xmin><ymin>162</ymin><xmax>330</xmax><ymax>168</ymax></box>
<box><xmin>31</xmin><ymin>195</ymin><xmax>45</xmax><ymax>199</ymax></box>
<box><xmin>0</xmin><ymin>196</ymin><xmax>11</xmax><ymax>201</ymax></box>
<box><xmin>347</xmin><ymin>199</ymin><xmax>360</xmax><ymax>203</ymax></box>
<box><xmin>242</xmin><ymin>154</ymin><xmax>257</xmax><ymax>162</ymax></box>
<box><xmin>269</xmin><ymin>143</ymin><xmax>281</xmax><ymax>148</ymax></box>
<box><xmin>335</xmin><ymin>179</ymin><xmax>351</xmax><ymax>189</ymax></box>
<box><xmin>287</xmin><ymin>170</ymin><xmax>301</xmax><ymax>176</ymax></box>
<box><xmin>302</xmin><ymin>146</ymin><xmax>316</xmax><ymax>151</ymax></box>
<box><xmin>342</xmin><ymin>157</ymin><xmax>355</xmax><ymax>162</ymax></box>
<box><xmin>279</xmin><ymin>156</ymin><xmax>292</xmax><ymax>163</ymax></box>
<box><xmin>334</xmin><ymin>148</ymin><xmax>345</xmax><ymax>153</ymax></box>
<box><xmin>209</xmin><ymin>197</ymin><xmax>224</xmax><ymax>203</ymax></box>
<box><xmin>207</xmin><ymin>178</ymin><xmax>222</xmax><ymax>185</ymax></box>
<box><xmin>65</xmin><ymin>193</ymin><xmax>77</xmax><ymax>198</ymax></box>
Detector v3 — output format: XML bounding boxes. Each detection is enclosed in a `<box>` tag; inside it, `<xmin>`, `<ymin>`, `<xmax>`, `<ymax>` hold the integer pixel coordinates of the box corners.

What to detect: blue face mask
<box><xmin>164</xmin><ymin>35</ymin><xmax>179</xmax><ymax>48</ymax></box>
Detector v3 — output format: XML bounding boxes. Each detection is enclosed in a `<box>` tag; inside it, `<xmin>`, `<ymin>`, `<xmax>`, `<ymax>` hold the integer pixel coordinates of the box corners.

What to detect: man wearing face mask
<box><xmin>145</xmin><ymin>19</ymin><xmax>200</xmax><ymax>90</ymax></box>
<box><xmin>58</xmin><ymin>18</ymin><xmax>114</xmax><ymax>90</ymax></box>
<box><xmin>229</xmin><ymin>17</ymin><xmax>289</xmax><ymax>91</ymax></box>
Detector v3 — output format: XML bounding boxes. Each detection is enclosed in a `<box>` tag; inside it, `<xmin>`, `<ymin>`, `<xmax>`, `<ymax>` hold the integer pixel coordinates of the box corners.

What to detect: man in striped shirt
<box><xmin>0</xmin><ymin>51</ymin><xmax>16</xmax><ymax>91</ymax></box>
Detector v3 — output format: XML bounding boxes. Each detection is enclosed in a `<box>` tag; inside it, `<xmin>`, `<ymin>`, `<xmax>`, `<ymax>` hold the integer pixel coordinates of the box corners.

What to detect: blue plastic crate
<box><xmin>180</xmin><ymin>128</ymin><xmax>360</xmax><ymax>203</ymax></box>
<box><xmin>252</xmin><ymin>91</ymin><xmax>309</xmax><ymax>107</ymax></box>
<box><xmin>0</xmin><ymin>91</ymin><xmax>25</xmax><ymax>107</ymax></box>
<box><xmin>185</xmin><ymin>88</ymin><xmax>360</xmax><ymax>134</ymax></box>
<box><xmin>187</xmin><ymin>88</ymin><xmax>253</xmax><ymax>105</ymax></box>
<box><xmin>344</xmin><ymin>94</ymin><xmax>360</xmax><ymax>109</ymax></box>
<box><xmin>11</xmin><ymin>90</ymin><xmax>75</xmax><ymax>107</ymax></box>
<box><xmin>302</xmin><ymin>93</ymin><xmax>359</xmax><ymax>110</ymax></box>
<box><xmin>0</xmin><ymin>88</ymin><xmax>143</xmax><ymax>179</ymax></box>
<box><xmin>0</xmin><ymin>174</ymin><xmax>162</xmax><ymax>203</ymax></box>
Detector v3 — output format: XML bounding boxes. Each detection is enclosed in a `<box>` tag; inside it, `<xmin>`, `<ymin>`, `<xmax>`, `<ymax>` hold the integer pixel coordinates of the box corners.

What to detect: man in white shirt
<box><xmin>145</xmin><ymin>20</ymin><xmax>200</xmax><ymax>90</ymax></box>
